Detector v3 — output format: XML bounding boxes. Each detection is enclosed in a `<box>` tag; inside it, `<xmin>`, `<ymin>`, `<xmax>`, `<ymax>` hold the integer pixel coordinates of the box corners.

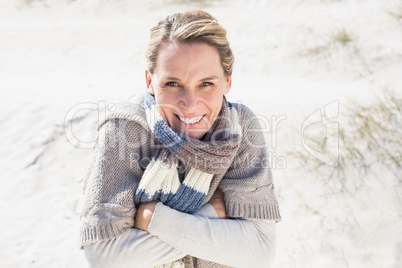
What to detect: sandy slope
<box><xmin>0</xmin><ymin>0</ymin><xmax>401</xmax><ymax>267</ymax></box>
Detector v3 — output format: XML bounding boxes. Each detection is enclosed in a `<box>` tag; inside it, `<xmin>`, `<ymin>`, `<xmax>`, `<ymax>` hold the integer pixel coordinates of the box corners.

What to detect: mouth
<box><xmin>176</xmin><ymin>114</ymin><xmax>204</xmax><ymax>125</ymax></box>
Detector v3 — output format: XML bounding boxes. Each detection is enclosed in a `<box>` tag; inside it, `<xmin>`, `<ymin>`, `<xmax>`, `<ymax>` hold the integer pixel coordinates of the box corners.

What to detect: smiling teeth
<box><xmin>178</xmin><ymin>115</ymin><xmax>203</xmax><ymax>124</ymax></box>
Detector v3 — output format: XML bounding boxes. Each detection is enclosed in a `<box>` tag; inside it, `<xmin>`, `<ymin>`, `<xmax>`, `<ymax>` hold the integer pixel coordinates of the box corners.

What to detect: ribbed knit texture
<box><xmin>80</xmin><ymin>92</ymin><xmax>281</xmax><ymax>267</ymax></box>
<box><xmin>138</xmin><ymin>93</ymin><xmax>242</xmax><ymax>267</ymax></box>
<box><xmin>135</xmin><ymin>93</ymin><xmax>241</xmax><ymax>216</ymax></box>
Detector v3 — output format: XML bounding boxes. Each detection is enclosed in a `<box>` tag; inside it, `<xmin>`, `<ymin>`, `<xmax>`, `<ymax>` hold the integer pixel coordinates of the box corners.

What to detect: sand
<box><xmin>1</xmin><ymin>0</ymin><xmax>401</xmax><ymax>267</ymax></box>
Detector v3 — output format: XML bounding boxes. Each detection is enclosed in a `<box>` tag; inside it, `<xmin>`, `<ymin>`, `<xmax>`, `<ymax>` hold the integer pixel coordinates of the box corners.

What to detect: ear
<box><xmin>223</xmin><ymin>75</ymin><xmax>232</xmax><ymax>94</ymax></box>
<box><xmin>145</xmin><ymin>70</ymin><xmax>154</xmax><ymax>95</ymax></box>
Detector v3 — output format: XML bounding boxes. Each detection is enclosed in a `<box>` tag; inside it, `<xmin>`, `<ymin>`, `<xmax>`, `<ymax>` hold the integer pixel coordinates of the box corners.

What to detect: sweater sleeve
<box><xmin>80</xmin><ymin>118</ymin><xmax>148</xmax><ymax>247</ymax></box>
<box><xmin>83</xmin><ymin>228</ymin><xmax>187</xmax><ymax>268</ymax></box>
<box><xmin>220</xmin><ymin>103</ymin><xmax>281</xmax><ymax>221</ymax></box>
<box><xmin>83</xmin><ymin>204</ymin><xmax>218</xmax><ymax>268</ymax></box>
<box><xmin>148</xmin><ymin>202</ymin><xmax>277</xmax><ymax>268</ymax></box>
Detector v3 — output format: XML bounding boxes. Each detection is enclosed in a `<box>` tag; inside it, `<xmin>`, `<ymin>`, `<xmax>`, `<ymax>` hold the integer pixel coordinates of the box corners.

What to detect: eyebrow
<box><xmin>165</xmin><ymin>77</ymin><xmax>181</xmax><ymax>81</ymax></box>
<box><xmin>164</xmin><ymin>76</ymin><xmax>219</xmax><ymax>81</ymax></box>
<box><xmin>200</xmin><ymin>76</ymin><xmax>219</xmax><ymax>81</ymax></box>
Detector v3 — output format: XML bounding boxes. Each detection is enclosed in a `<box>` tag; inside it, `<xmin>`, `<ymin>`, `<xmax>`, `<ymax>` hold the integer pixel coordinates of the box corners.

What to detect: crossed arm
<box><xmin>134</xmin><ymin>188</ymin><xmax>229</xmax><ymax>231</ymax></box>
<box><xmin>84</xmin><ymin>190</ymin><xmax>277</xmax><ymax>268</ymax></box>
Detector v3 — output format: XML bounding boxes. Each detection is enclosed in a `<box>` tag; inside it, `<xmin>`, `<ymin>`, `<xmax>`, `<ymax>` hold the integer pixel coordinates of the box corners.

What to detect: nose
<box><xmin>180</xmin><ymin>90</ymin><xmax>199</xmax><ymax>113</ymax></box>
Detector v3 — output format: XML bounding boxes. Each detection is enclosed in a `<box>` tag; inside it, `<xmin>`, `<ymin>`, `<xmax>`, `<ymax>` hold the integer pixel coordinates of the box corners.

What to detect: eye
<box><xmin>165</xmin><ymin>81</ymin><xmax>179</xmax><ymax>87</ymax></box>
<box><xmin>201</xmin><ymin>82</ymin><xmax>213</xmax><ymax>87</ymax></box>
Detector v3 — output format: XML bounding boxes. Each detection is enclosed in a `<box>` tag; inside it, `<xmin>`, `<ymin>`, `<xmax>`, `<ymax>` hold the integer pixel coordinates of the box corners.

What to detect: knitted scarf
<box><xmin>134</xmin><ymin>93</ymin><xmax>242</xmax><ymax>214</ymax></box>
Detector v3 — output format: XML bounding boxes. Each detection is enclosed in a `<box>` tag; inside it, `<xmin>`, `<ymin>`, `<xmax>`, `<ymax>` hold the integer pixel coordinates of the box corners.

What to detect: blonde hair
<box><xmin>146</xmin><ymin>10</ymin><xmax>234</xmax><ymax>76</ymax></box>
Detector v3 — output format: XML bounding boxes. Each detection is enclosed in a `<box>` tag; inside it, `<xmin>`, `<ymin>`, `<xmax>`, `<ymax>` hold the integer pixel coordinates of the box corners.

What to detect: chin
<box><xmin>186</xmin><ymin>131</ymin><xmax>206</xmax><ymax>140</ymax></box>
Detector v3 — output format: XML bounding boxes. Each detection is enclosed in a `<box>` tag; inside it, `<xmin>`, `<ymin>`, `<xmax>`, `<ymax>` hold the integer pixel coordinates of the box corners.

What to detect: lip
<box><xmin>175</xmin><ymin>114</ymin><xmax>205</xmax><ymax>129</ymax></box>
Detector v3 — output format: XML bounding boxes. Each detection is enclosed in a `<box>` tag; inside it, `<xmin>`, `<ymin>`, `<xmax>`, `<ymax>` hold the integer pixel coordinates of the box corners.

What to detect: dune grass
<box><xmin>289</xmin><ymin>89</ymin><xmax>401</xmax><ymax>192</ymax></box>
<box><xmin>389</xmin><ymin>3</ymin><xmax>402</xmax><ymax>21</ymax></box>
<box><xmin>332</xmin><ymin>28</ymin><xmax>354</xmax><ymax>46</ymax></box>
<box><xmin>304</xmin><ymin>27</ymin><xmax>356</xmax><ymax>57</ymax></box>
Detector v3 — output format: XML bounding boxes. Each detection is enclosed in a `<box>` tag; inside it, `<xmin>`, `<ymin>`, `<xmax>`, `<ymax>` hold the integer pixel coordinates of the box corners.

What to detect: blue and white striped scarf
<box><xmin>134</xmin><ymin>93</ymin><xmax>241</xmax><ymax>213</ymax></box>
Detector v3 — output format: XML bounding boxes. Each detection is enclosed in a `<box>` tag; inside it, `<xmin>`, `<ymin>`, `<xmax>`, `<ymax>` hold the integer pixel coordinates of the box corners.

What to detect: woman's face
<box><xmin>146</xmin><ymin>41</ymin><xmax>231</xmax><ymax>140</ymax></box>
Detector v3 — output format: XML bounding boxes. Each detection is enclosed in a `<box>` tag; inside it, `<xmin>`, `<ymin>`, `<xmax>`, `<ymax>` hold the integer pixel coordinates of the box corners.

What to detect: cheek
<box><xmin>205</xmin><ymin>94</ymin><xmax>223</xmax><ymax>115</ymax></box>
<box><xmin>155</xmin><ymin>93</ymin><xmax>179</xmax><ymax>111</ymax></box>
<box><xmin>154</xmin><ymin>91</ymin><xmax>171</xmax><ymax>104</ymax></box>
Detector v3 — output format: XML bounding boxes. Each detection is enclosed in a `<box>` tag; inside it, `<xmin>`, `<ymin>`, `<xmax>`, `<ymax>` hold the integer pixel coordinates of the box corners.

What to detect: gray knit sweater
<box><xmin>80</xmin><ymin>93</ymin><xmax>281</xmax><ymax>267</ymax></box>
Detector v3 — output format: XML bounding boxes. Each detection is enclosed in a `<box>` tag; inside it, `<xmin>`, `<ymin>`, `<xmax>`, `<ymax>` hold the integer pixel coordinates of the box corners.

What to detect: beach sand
<box><xmin>0</xmin><ymin>0</ymin><xmax>401</xmax><ymax>267</ymax></box>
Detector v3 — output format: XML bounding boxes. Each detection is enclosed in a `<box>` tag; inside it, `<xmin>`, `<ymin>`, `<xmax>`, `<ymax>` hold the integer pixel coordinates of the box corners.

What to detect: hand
<box><xmin>134</xmin><ymin>200</ymin><xmax>159</xmax><ymax>231</ymax></box>
<box><xmin>207</xmin><ymin>188</ymin><xmax>230</xmax><ymax>219</ymax></box>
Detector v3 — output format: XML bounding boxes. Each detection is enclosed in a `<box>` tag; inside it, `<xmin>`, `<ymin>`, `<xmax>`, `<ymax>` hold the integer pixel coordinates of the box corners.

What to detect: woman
<box><xmin>80</xmin><ymin>11</ymin><xmax>281</xmax><ymax>268</ymax></box>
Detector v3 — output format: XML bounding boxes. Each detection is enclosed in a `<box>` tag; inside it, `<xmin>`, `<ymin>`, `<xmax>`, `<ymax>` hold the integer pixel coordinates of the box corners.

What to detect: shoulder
<box><xmin>228</xmin><ymin>101</ymin><xmax>261</xmax><ymax>129</ymax></box>
<box><xmin>228</xmin><ymin>101</ymin><xmax>255</xmax><ymax>117</ymax></box>
<box><xmin>228</xmin><ymin>100</ymin><xmax>267</xmax><ymax>149</ymax></box>
<box><xmin>97</xmin><ymin>92</ymin><xmax>150</xmax><ymax>132</ymax></box>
